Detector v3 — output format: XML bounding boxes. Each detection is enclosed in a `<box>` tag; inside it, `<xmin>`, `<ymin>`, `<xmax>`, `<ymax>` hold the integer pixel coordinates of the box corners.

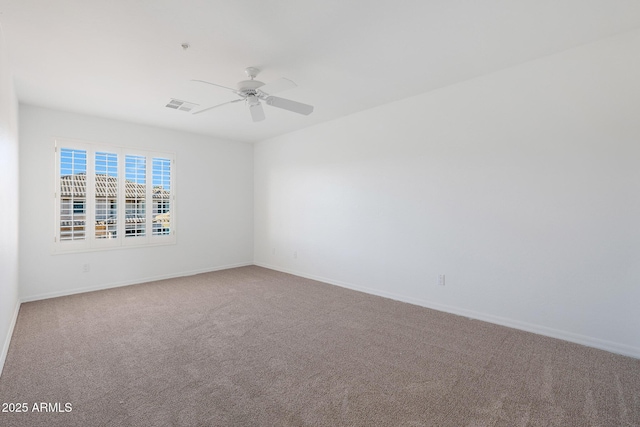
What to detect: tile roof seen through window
<box><xmin>60</xmin><ymin>174</ymin><xmax>170</xmax><ymax>199</ymax></box>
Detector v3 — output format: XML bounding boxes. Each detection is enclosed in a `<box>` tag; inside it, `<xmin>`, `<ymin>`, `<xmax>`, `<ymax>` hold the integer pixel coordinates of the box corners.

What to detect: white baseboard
<box><xmin>20</xmin><ymin>262</ymin><xmax>253</xmax><ymax>303</ymax></box>
<box><xmin>0</xmin><ymin>300</ymin><xmax>21</xmax><ymax>378</ymax></box>
<box><xmin>254</xmin><ymin>262</ymin><xmax>640</xmax><ymax>360</ymax></box>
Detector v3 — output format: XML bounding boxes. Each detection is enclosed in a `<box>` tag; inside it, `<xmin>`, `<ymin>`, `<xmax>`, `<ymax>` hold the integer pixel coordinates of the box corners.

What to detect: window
<box><xmin>54</xmin><ymin>139</ymin><xmax>175</xmax><ymax>252</ymax></box>
<box><xmin>59</xmin><ymin>148</ymin><xmax>87</xmax><ymax>241</ymax></box>
<box><xmin>95</xmin><ymin>151</ymin><xmax>118</xmax><ymax>239</ymax></box>
<box><xmin>125</xmin><ymin>154</ymin><xmax>147</xmax><ymax>238</ymax></box>
<box><xmin>152</xmin><ymin>157</ymin><xmax>172</xmax><ymax>236</ymax></box>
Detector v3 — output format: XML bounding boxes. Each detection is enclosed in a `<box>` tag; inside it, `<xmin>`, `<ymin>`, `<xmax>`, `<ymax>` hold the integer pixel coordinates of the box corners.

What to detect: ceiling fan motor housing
<box><xmin>237</xmin><ymin>79</ymin><xmax>264</xmax><ymax>93</ymax></box>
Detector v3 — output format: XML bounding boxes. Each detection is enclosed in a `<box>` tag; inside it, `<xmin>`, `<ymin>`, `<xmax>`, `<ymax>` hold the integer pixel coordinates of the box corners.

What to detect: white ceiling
<box><xmin>2</xmin><ymin>0</ymin><xmax>640</xmax><ymax>143</ymax></box>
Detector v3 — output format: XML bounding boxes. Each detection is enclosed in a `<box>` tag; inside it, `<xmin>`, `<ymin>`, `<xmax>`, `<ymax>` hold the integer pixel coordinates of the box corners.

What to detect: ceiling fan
<box><xmin>192</xmin><ymin>67</ymin><xmax>314</xmax><ymax>122</ymax></box>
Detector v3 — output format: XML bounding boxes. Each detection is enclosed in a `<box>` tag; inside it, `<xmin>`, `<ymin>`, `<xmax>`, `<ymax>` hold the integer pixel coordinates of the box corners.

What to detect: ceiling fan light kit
<box><xmin>192</xmin><ymin>67</ymin><xmax>314</xmax><ymax>122</ymax></box>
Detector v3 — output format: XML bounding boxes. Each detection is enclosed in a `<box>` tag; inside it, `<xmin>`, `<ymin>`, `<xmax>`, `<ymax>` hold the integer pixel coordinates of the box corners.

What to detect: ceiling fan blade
<box><xmin>265</xmin><ymin>96</ymin><xmax>314</xmax><ymax>115</ymax></box>
<box><xmin>193</xmin><ymin>98</ymin><xmax>243</xmax><ymax>115</ymax></box>
<box><xmin>258</xmin><ymin>77</ymin><xmax>297</xmax><ymax>95</ymax></box>
<box><xmin>249</xmin><ymin>102</ymin><xmax>265</xmax><ymax>122</ymax></box>
<box><xmin>191</xmin><ymin>79</ymin><xmax>238</xmax><ymax>93</ymax></box>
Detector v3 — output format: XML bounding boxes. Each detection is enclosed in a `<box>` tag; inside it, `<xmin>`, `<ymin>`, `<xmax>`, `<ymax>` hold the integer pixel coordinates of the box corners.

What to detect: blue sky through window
<box><xmin>153</xmin><ymin>158</ymin><xmax>171</xmax><ymax>190</ymax></box>
<box><xmin>95</xmin><ymin>152</ymin><xmax>117</xmax><ymax>176</ymax></box>
<box><xmin>125</xmin><ymin>155</ymin><xmax>146</xmax><ymax>184</ymax></box>
<box><xmin>61</xmin><ymin>150</ymin><xmax>169</xmax><ymax>189</ymax></box>
<box><xmin>60</xmin><ymin>148</ymin><xmax>86</xmax><ymax>176</ymax></box>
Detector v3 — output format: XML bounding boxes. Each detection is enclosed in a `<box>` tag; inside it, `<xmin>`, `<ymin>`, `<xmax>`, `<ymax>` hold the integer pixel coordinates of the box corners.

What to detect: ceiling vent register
<box><xmin>165</xmin><ymin>99</ymin><xmax>199</xmax><ymax>112</ymax></box>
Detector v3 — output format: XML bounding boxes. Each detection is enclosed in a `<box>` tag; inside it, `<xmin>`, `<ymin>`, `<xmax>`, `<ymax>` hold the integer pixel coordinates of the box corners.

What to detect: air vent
<box><xmin>165</xmin><ymin>99</ymin><xmax>199</xmax><ymax>112</ymax></box>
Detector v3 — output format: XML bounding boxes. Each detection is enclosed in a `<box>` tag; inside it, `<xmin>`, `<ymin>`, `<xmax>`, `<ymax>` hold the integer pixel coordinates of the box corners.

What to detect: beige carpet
<box><xmin>0</xmin><ymin>266</ymin><xmax>638</xmax><ymax>426</ymax></box>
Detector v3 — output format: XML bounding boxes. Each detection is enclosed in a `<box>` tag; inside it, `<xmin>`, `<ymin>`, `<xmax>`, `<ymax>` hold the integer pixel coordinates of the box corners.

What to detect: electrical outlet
<box><xmin>438</xmin><ymin>274</ymin><xmax>445</xmax><ymax>286</ymax></box>
<box><xmin>293</xmin><ymin>251</ymin><xmax>297</xmax><ymax>259</ymax></box>
<box><xmin>82</xmin><ymin>263</ymin><xmax>90</xmax><ymax>273</ymax></box>
<box><xmin>271</xmin><ymin>248</ymin><xmax>275</xmax><ymax>255</ymax></box>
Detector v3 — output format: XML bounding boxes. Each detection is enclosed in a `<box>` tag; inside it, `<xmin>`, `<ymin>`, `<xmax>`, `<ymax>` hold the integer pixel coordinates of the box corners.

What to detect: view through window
<box><xmin>55</xmin><ymin>140</ymin><xmax>175</xmax><ymax>251</ymax></box>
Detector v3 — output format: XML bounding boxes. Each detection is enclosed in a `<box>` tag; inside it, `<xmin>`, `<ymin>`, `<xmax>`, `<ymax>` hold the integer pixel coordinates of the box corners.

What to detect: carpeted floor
<box><xmin>0</xmin><ymin>266</ymin><xmax>638</xmax><ymax>426</ymax></box>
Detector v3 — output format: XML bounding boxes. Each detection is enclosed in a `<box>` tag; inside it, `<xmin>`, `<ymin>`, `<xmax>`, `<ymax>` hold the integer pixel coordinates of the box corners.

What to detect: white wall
<box><xmin>19</xmin><ymin>105</ymin><xmax>253</xmax><ymax>300</ymax></box>
<box><xmin>254</xmin><ymin>29</ymin><xmax>640</xmax><ymax>358</ymax></box>
<box><xmin>0</xmin><ymin>24</ymin><xmax>20</xmax><ymax>375</ymax></box>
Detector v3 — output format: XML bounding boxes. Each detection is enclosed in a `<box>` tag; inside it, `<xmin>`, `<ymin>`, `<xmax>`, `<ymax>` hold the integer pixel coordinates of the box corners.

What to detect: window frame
<box><xmin>53</xmin><ymin>138</ymin><xmax>176</xmax><ymax>253</ymax></box>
